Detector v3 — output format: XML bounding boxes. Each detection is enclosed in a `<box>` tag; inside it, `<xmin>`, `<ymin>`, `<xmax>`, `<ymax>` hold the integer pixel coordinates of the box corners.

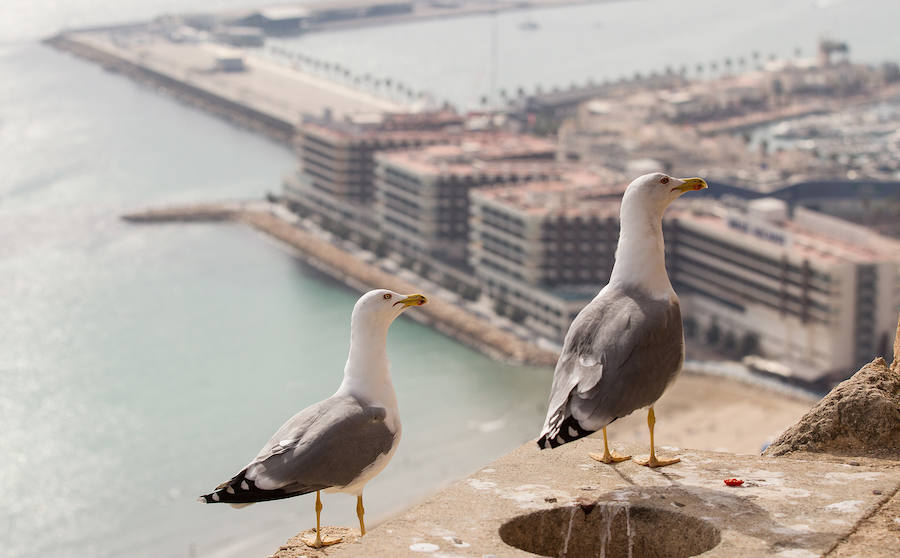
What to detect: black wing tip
<box><xmin>538</xmin><ymin>416</ymin><xmax>595</xmax><ymax>450</ymax></box>
<box><xmin>199</xmin><ymin>470</ymin><xmax>324</xmax><ymax>505</ymax></box>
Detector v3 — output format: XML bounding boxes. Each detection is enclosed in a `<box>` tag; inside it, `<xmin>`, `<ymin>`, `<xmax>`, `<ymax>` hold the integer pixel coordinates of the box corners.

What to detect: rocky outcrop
<box><xmin>763</xmin><ymin>357</ymin><xmax>900</xmax><ymax>460</ymax></box>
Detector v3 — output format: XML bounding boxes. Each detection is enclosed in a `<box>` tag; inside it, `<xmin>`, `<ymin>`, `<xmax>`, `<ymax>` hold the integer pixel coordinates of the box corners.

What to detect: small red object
<box><xmin>724</xmin><ymin>478</ymin><xmax>744</xmax><ymax>487</ymax></box>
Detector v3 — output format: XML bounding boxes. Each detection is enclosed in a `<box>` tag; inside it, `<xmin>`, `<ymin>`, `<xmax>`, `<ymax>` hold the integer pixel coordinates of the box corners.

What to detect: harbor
<box><xmin>9</xmin><ymin>1</ymin><xmax>900</xmax><ymax>557</ymax></box>
<box><xmin>52</xmin><ymin>0</ymin><xmax>900</xmax><ymax>384</ymax></box>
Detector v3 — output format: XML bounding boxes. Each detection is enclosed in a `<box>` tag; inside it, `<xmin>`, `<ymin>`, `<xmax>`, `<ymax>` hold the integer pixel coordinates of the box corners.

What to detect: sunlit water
<box><xmin>2</xmin><ymin>0</ymin><xmax>899</xmax><ymax>557</ymax></box>
<box><xmin>0</xmin><ymin>40</ymin><xmax>549</xmax><ymax>558</ymax></box>
<box><xmin>278</xmin><ymin>0</ymin><xmax>900</xmax><ymax>109</ymax></box>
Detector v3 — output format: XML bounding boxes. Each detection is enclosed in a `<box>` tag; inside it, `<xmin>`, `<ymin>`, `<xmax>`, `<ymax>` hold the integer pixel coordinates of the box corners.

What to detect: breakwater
<box><xmin>123</xmin><ymin>202</ymin><xmax>560</xmax><ymax>367</ymax></box>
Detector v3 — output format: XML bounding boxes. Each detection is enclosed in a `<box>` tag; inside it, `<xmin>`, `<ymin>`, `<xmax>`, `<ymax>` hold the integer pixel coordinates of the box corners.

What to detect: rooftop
<box><xmin>676</xmin><ymin>199</ymin><xmax>900</xmax><ymax>266</ymax></box>
<box><xmin>376</xmin><ymin>134</ymin><xmax>557</xmax><ymax>177</ymax></box>
<box><xmin>472</xmin><ymin>171</ymin><xmax>626</xmax><ymax>219</ymax></box>
<box><xmin>300</xmin><ymin>111</ymin><xmax>464</xmax><ymax>142</ymax></box>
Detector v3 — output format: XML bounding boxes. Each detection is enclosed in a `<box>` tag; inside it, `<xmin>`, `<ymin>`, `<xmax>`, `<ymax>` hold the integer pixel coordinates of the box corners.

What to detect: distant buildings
<box><xmin>226</xmin><ymin>1</ymin><xmax>414</xmax><ymax>36</ymax></box>
<box><xmin>469</xmin><ymin>173</ymin><xmax>624</xmax><ymax>337</ymax></box>
<box><xmin>282</xmin><ymin>39</ymin><xmax>900</xmax><ymax>380</ymax></box>
<box><xmin>671</xmin><ymin>198</ymin><xmax>900</xmax><ymax>380</ymax></box>
<box><xmin>283</xmin><ymin>112</ymin><xmax>463</xmax><ymax>243</ymax></box>
<box><xmin>375</xmin><ymin>135</ymin><xmax>556</xmax><ymax>265</ymax></box>
<box><xmin>475</xmin><ymin>185</ymin><xmax>900</xmax><ymax>378</ymax></box>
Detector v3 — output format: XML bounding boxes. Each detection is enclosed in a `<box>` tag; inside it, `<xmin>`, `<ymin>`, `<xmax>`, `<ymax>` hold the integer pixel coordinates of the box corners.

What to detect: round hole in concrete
<box><xmin>499</xmin><ymin>502</ymin><xmax>720</xmax><ymax>558</ymax></box>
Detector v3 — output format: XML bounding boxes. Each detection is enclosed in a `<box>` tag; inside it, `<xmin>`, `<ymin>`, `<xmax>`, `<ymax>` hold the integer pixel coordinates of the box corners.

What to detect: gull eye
<box><xmin>660</xmin><ymin>176</ymin><xmax>670</xmax><ymax>184</ymax></box>
<box><xmin>383</xmin><ymin>293</ymin><xmax>392</xmax><ymax>300</ymax></box>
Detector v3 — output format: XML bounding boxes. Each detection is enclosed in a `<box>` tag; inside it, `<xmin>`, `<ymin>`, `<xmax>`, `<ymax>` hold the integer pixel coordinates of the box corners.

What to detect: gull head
<box><xmin>351</xmin><ymin>289</ymin><xmax>428</xmax><ymax>330</ymax></box>
<box><xmin>622</xmin><ymin>173</ymin><xmax>708</xmax><ymax>216</ymax></box>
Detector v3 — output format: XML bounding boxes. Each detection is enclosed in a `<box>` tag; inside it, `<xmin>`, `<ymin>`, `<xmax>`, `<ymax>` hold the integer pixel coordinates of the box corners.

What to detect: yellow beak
<box><xmin>673</xmin><ymin>177</ymin><xmax>708</xmax><ymax>193</ymax></box>
<box><xmin>393</xmin><ymin>294</ymin><xmax>428</xmax><ymax>308</ymax></box>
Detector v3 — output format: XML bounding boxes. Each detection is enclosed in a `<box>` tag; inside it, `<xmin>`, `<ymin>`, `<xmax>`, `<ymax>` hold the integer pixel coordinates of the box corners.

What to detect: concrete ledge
<box><xmin>301</xmin><ymin>441</ymin><xmax>899</xmax><ymax>557</ymax></box>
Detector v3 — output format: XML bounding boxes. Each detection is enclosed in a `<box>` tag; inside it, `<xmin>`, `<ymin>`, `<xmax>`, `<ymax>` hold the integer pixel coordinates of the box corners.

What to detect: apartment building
<box><xmin>374</xmin><ymin>134</ymin><xmax>557</xmax><ymax>265</ymax></box>
<box><xmin>471</xmin><ymin>182</ymin><xmax>899</xmax><ymax>376</ymax></box>
<box><xmin>671</xmin><ymin>198</ymin><xmax>900</xmax><ymax>380</ymax></box>
<box><xmin>469</xmin><ymin>172</ymin><xmax>626</xmax><ymax>338</ymax></box>
<box><xmin>283</xmin><ymin>111</ymin><xmax>463</xmax><ymax>241</ymax></box>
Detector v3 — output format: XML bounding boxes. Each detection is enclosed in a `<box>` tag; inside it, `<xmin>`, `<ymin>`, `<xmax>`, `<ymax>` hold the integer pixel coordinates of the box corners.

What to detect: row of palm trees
<box><xmin>478</xmin><ymin>48</ymin><xmax>807</xmax><ymax>108</ymax></box>
<box><xmin>265</xmin><ymin>43</ymin><xmax>806</xmax><ymax>111</ymax></box>
<box><xmin>267</xmin><ymin>44</ymin><xmax>434</xmax><ymax>105</ymax></box>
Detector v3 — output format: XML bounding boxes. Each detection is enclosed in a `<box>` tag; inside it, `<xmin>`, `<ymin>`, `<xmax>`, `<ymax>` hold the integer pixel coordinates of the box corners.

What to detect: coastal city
<box><xmin>7</xmin><ymin>1</ymin><xmax>900</xmax><ymax>558</ymax></box>
<box><xmin>46</xmin><ymin>0</ymin><xmax>900</xmax><ymax>390</ymax></box>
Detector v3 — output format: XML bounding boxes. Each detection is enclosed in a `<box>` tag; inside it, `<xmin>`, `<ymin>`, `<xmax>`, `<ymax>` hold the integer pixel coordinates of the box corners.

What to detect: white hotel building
<box><xmin>670</xmin><ymin>198</ymin><xmax>900</xmax><ymax>380</ymax></box>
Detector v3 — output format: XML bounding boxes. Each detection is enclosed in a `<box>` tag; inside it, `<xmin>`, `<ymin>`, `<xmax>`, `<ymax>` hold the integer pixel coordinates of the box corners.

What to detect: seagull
<box><xmin>199</xmin><ymin>289</ymin><xmax>427</xmax><ymax>548</ymax></box>
<box><xmin>537</xmin><ymin>173</ymin><xmax>707</xmax><ymax>468</ymax></box>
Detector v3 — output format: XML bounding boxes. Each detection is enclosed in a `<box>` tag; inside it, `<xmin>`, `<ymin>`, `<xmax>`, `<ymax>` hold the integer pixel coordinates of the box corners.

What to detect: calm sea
<box><xmin>1</xmin><ymin>0</ymin><xmax>897</xmax><ymax>557</ymax></box>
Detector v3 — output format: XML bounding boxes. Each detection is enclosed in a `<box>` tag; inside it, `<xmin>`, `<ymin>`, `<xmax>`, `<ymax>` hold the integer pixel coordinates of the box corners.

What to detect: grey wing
<box><xmin>539</xmin><ymin>287</ymin><xmax>684</xmax><ymax>446</ymax></box>
<box><xmin>200</xmin><ymin>395</ymin><xmax>395</xmax><ymax>505</ymax></box>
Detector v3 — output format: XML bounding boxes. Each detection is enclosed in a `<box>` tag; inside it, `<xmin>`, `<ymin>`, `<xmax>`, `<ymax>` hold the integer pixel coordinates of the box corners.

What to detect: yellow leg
<box><xmin>302</xmin><ymin>491</ymin><xmax>342</xmax><ymax>548</ymax></box>
<box><xmin>633</xmin><ymin>407</ymin><xmax>680</xmax><ymax>468</ymax></box>
<box><xmin>357</xmin><ymin>493</ymin><xmax>366</xmax><ymax>536</ymax></box>
<box><xmin>588</xmin><ymin>427</ymin><xmax>631</xmax><ymax>464</ymax></box>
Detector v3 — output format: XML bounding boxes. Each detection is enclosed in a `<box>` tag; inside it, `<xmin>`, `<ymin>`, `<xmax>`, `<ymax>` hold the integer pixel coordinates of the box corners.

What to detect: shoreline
<box><xmin>123</xmin><ymin>202</ymin><xmax>561</xmax><ymax>367</ymax></box>
<box><xmin>121</xmin><ymin>201</ymin><xmax>827</xmax><ymax>404</ymax></box>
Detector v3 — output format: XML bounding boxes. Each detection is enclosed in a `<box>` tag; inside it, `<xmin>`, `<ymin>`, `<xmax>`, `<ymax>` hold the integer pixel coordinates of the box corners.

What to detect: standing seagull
<box><xmin>199</xmin><ymin>289</ymin><xmax>427</xmax><ymax>547</ymax></box>
<box><xmin>537</xmin><ymin>173</ymin><xmax>707</xmax><ymax>468</ymax></box>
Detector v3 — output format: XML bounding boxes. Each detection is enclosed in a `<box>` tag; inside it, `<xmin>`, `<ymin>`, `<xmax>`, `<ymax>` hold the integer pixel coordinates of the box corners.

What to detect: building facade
<box><xmin>470</xmin><ymin>184</ymin><xmax>900</xmax><ymax>375</ymax></box>
<box><xmin>670</xmin><ymin>198</ymin><xmax>900</xmax><ymax>380</ymax></box>
<box><xmin>374</xmin><ymin>135</ymin><xmax>557</xmax><ymax>265</ymax></box>
<box><xmin>283</xmin><ymin>111</ymin><xmax>463</xmax><ymax>243</ymax></box>
<box><xmin>469</xmin><ymin>174</ymin><xmax>625</xmax><ymax>338</ymax></box>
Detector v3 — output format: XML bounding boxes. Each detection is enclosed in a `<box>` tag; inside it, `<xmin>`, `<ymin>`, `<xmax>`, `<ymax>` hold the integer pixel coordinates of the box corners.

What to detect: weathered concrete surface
<box><xmin>828</xmin><ymin>489</ymin><xmax>900</xmax><ymax>557</ymax></box>
<box><xmin>764</xmin><ymin>358</ymin><xmax>900</xmax><ymax>461</ymax></box>
<box><xmin>269</xmin><ymin>527</ymin><xmax>358</xmax><ymax>558</ymax></box>
<box><xmin>299</xmin><ymin>441</ymin><xmax>900</xmax><ymax>557</ymax></box>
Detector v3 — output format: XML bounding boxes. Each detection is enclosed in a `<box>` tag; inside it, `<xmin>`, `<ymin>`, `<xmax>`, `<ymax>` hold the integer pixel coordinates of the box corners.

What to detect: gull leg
<box><xmin>588</xmin><ymin>427</ymin><xmax>631</xmax><ymax>464</ymax></box>
<box><xmin>633</xmin><ymin>406</ymin><xmax>680</xmax><ymax>468</ymax></box>
<box><xmin>357</xmin><ymin>493</ymin><xmax>366</xmax><ymax>536</ymax></box>
<box><xmin>302</xmin><ymin>491</ymin><xmax>342</xmax><ymax>548</ymax></box>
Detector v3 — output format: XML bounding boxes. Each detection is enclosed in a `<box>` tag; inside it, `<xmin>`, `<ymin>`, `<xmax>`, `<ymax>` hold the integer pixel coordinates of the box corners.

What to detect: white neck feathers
<box><xmin>336</xmin><ymin>317</ymin><xmax>397</xmax><ymax>411</ymax></box>
<box><xmin>608</xmin><ymin>194</ymin><xmax>674</xmax><ymax>298</ymax></box>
